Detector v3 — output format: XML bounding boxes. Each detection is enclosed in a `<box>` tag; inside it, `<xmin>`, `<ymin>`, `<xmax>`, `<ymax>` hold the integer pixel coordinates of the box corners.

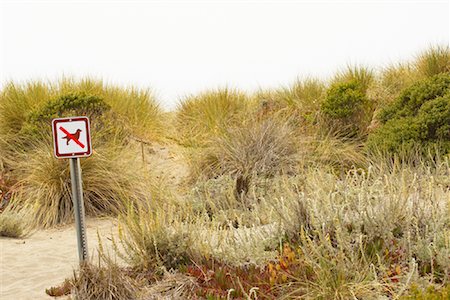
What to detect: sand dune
<box><xmin>0</xmin><ymin>218</ymin><xmax>118</xmax><ymax>300</ymax></box>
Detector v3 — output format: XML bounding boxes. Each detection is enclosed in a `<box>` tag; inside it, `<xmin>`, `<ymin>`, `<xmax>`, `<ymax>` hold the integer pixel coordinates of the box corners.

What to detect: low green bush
<box><xmin>28</xmin><ymin>92</ymin><xmax>110</xmax><ymax>125</ymax></box>
<box><xmin>368</xmin><ymin>73</ymin><xmax>450</xmax><ymax>155</ymax></box>
<box><xmin>321</xmin><ymin>80</ymin><xmax>371</xmax><ymax>136</ymax></box>
<box><xmin>22</xmin><ymin>92</ymin><xmax>128</xmax><ymax>149</ymax></box>
<box><xmin>379</xmin><ymin>73</ymin><xmax>450</xmax><ymax>123</ymax></box>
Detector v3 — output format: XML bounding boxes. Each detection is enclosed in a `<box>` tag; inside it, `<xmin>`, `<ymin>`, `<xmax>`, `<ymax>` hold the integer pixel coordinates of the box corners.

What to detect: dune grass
<box><xmin>70</xmin><ymin>260</ymin><xmax>144</xmax><ymax>300</ymax></box>
<box><xmin>0</xmin><ymin>210</ymin><xmax>28</xmax><ymax>238</ymax></box>
<box><xmin>415</xmin><ymin>45</ymin><xmax>450</xmax><ymax>78</ymax></box>
<box><xmin>332</xmin><ymin>65</ymin><xmax>375</xmax><ymax>92</ymax></box>
<box><xmin>255</xmin><ymin>78</ymin><xmax>326</xmax><ymax>127</ymax></box>
<box><xmin>188</xmin><ymin>117</ymin><xmax>299</xmax><ymax>182</ymax></box>
<box><xmin>0</xmin><ymin>77</ymin><xmax>165</xmax><ymax>143</ymax></box>
<box><xmin>175</xmin><ymin>88</ymin><xmax>250</xmax><ymax>147</ymax></box>
<box><xmin>7</xmin><ymin>142</ymin><xmax>151</xmax><ymax>228</ymax></box>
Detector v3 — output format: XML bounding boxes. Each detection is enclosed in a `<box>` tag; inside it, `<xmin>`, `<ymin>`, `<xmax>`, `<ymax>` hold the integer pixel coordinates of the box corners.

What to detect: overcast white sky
<box><xmin>0</xmin><ymin>1</ymin><xmax>449</xmax><ymax>109</ymax></box>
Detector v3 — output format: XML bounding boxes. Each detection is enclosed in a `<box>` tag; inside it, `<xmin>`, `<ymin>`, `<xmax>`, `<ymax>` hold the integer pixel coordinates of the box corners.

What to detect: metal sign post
<box><xmin>52</xmin><ymin>116</ymin><xmax>92</xmax><ymax>264</ymax></box>
<box><xmin>69</xmin><ymin>157</ymin><xmax>89</xmax><ymax>262</ymax></box>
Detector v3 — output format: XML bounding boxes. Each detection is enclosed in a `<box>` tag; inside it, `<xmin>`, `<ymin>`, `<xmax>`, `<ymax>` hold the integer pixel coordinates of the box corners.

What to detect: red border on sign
<box><xmin>52</xmin><ymin>117</ymin><xmax>92</xmax><ymax>159</ymax></box>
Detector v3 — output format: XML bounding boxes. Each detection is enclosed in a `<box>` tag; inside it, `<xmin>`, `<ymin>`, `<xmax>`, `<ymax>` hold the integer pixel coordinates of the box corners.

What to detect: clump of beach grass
<box><xmin>174</xmin><ymin>88</ymin><xmax>250</xmax><ymax>147</ymax></box>
<box><xmin>415</xmin><ymin>45</ymin><xmax>450</xmax><ymax>78</ymax></box>
<box><xmin>257</xmin><ymin>78</ymin><xmax>325</xmax><ymax>124</ymax></box>
<box><xmin>7</xmin><ymin>141</ymin><xmax>151</xmax><ymax>228</ymax></box>
<box><xmin>332</xmin><ymin>65</ymin><xmax>375</xmax><ymax>92</ymax></box>
<box><xmin>70</xmin><ymin>260</ymin><xmax>145</xmax><ymax>300</ymax></box>
<box><xmin>189</xmin><ymin>117</ymin><xmax>299</xmax><ymax>194</ymax></box>
<box><xmin>0</xmin><ymin>210</ymin><xmax>29</xmax><ymax>238</ymax></box>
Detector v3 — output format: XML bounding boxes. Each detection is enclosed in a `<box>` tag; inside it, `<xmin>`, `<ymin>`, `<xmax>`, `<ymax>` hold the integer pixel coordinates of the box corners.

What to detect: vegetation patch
<box><xmin>191</xmin><ymin>118</ymin><xmax>299</xmax><ymax>200</ymax></box>
<box><xmin>3</xmin><ymin>46</ymin><xmax>450</xmax><ymax>299</ymax></box>
<box><xmin>175</xmin><ymin>88</ymin><xmax>249</xmax><ymax>147</ymax></box>
<box><xmin>0</xmin><ymin>211</ymin><xmax>28</xmax><ymax>238</ymax></box>
<box><xmin>0</xmin><ymin>78</ymin><xmax>163</xmax><ymax>228</ymax></box>
<box><xmin>321</xmin><ymin>80</ymin><xmax>372</xmax><ymax>136</ymax></box>
<box><xmin>368</xmin><ymin>73</ymin><xmax>450</xmax><ymax>155</ymax></box>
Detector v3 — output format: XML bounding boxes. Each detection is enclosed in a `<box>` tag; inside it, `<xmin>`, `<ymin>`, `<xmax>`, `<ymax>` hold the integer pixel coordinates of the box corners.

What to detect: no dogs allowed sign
<box><xmin>52</xmin><ymin>116</ymin><xmax>91</xmax><ymax>262</ymax></box>
<box><xmin>52</xmin><ymin>116</ymin><xmax>92</xmax><ymax>158</ymax></box>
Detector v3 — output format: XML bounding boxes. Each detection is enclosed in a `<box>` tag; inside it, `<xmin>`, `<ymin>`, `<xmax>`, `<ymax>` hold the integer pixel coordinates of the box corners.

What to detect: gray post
<box><xmin>69</xmin><ymin>158</ymin><xmax>89</xmax><ymax>262</ymax></box>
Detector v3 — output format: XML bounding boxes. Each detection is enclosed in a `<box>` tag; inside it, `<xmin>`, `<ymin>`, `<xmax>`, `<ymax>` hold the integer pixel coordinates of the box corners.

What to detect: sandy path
<box><xmin>0</xmin><ymin>143</ymin><xmax>190</xmax><ymax>300</ymax></box>
<box><xmin>0</xmin><ymin>218</ymin><xmax>118</xmax><ymax>300</ymax></box>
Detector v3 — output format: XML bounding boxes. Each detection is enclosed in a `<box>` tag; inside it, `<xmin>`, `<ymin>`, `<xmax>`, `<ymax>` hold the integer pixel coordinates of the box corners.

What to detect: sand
<box><xmin>0</xmin><ymin>218</ymin><xmax>118</xmax><ymax>300</ymax></box>
<box><xmin>0</xmin><ymin>143</ymin><xmax>189</xmax><ymax>300</ymax></box>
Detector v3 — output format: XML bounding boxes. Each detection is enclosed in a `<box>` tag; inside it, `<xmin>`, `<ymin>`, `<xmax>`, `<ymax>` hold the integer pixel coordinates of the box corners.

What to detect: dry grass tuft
<box><xmin>415</xmin><ymin>45</ymin><xmax>450</xmax><ymax>78</ymax></box>
<box><xmin>192</xmin><ymin>118</ymin><xmax>299</xmax><ymax>179</ymax></box>
<box><xmin>0</xmin><ymin>210</ymin><xmax>29</xmax><ymax>238</ymax></box>
<box><xmin>333</xmin><ymin>65</ymin><xmax>375</xmax><ymax>92</ymax></box>
<box><xmin>143</xmin><ymin>272</ymin><xmax>198</xmax><ymax>300</ymax></box>
<box><xmin>71</xmin><ymin>260</ymin><xmax>144</xmax><ymax>300</ymax></box>
<box><xmin>8</xmin><ymin>142</ymin><xmax>151</xmax><ymax>228</ymax></box>
<box><xmin>175</xmin><ymin>88</ymin><xmax>249</xmax><ymax>147</ymax></box>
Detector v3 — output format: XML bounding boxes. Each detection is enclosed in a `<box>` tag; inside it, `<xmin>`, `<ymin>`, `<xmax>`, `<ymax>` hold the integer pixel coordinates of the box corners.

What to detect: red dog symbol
<box><xmin>62</xmin><ymin>129</ymin><xmax>82</xmax><ymax>145</ymax></box>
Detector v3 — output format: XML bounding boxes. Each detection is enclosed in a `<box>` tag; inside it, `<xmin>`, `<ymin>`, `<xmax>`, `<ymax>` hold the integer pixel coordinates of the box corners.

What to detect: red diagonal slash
<box><xmin>59</xmin><ymin>126</ymin><xmax>85</xmax><ymax>148</ymax></box>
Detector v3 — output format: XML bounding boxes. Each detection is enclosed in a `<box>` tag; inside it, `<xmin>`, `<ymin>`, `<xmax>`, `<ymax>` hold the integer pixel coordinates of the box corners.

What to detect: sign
<box><xmin>52</xmin><ymin>116</ymin><xmax>91</xmax><ymax>263</ymax></box>
<box><xmin>52</xmin><ymin>117</ymin><xmax>92</xmax><ymax>158</ymax></box>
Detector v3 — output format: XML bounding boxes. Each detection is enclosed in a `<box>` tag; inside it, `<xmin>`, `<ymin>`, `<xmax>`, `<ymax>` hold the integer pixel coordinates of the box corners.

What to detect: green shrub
<box><xmin>367</xmin><ymin>117</ymin><xmax>422</xmax><ymax>154</ymax></box>
<box><xmin>321</xmin><ymin>80</ymin><xmax>371</xmax><ymax>135</ymax></box>
<box><xmin>322</xmin><ymin>81</ymin><xmax>367</xmax><ymax>119</ymax></box>
<box><xmin>30</xmin><ymin>92</ymin><xmax>110</xmax><ymax>121</ymax></box>
<box><xmin>418</xmin><ymin>96</ymin><xmax>450</xmax><ymax>140</ymax></box>
<box><xmin>368</xmin><ymin>73</ymin><xmax>450</xmax><ymax>155</ymax></box>
<box><xmin>20</xmin><ymin>92</ymin><xmax>121</xmax><ymax>145</ymax></box>
<box><xmin>379</xmin><ymin>73</ymin><xmax>450</xmax><ymax>123</ymax></box>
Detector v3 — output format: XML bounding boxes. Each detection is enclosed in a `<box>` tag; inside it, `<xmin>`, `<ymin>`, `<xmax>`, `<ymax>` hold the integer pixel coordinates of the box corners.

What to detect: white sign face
<box><xmin>52</xmin><ymin>117</ymin><xmax>92</xmax><ymax>158</ymax></box>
